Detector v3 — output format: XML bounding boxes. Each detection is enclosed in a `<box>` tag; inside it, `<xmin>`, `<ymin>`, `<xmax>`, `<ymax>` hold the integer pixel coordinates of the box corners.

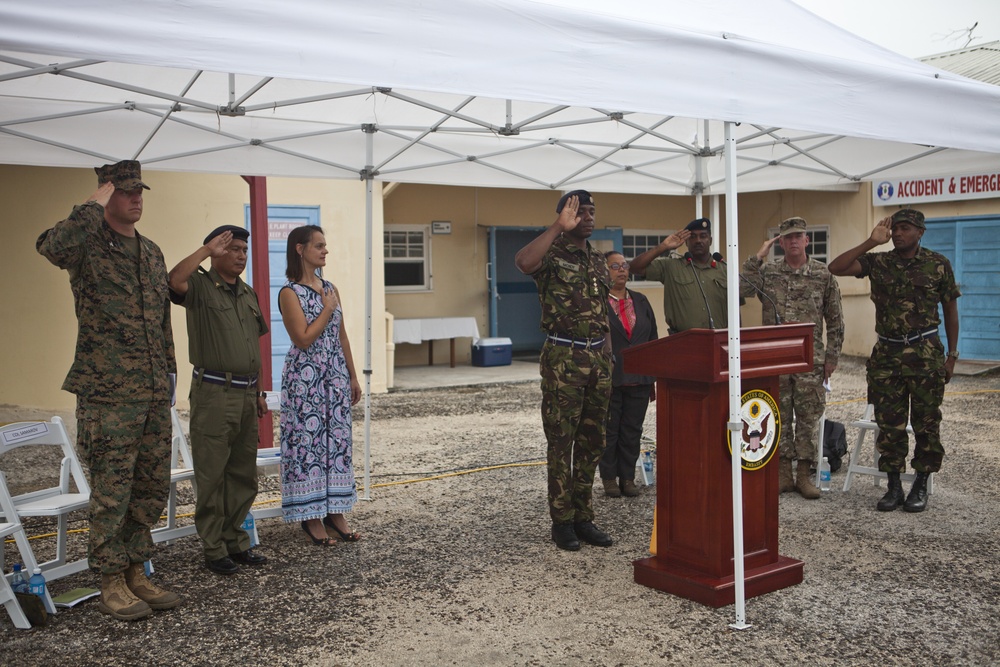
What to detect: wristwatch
<box><xmin>947</xmin><ymin>350</ymin><xmax>960</xmax><ymax>360</ymax></box>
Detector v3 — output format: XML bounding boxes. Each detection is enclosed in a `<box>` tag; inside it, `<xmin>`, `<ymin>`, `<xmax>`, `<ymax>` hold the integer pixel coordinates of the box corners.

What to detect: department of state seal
<box><xmin>727</xmin><ymin>389</ymin><xmax>781</xmax><ymax>471</ymax></box>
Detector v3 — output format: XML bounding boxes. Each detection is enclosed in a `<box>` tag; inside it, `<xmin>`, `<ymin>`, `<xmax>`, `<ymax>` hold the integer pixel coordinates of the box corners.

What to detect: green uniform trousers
<box><xmin>540</xmin><ymin>343</ymin><xmax>612</xmax><ymax>524</ymax></box>
<box><xmin>190</xmin><ymin>380</ymin><xmax>260</xmax><ymax>560</ymax></box>
<box><xmin>76</xmin><ymin>398</ymin><xmax>171</xmax><ymax>574</ymax></box>
<box><xmin>778</xmin><ymin>366</ymin><xmax>826</xmax><ymax>464</ymax></box>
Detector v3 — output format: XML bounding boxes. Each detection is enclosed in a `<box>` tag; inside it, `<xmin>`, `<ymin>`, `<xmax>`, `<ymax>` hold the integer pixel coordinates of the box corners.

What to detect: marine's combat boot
<box><xmin>778</xmin><ymin>458</ymin><xmax>795</xmax><ymax>494</ymax></box>
<box><xmin>903</xmin><ymin>471</ymin><xmax>931</xmax><ymax>513</ymax></box>
<box><xmin>795</xmin><ymin>460</ymin><xmax>821</xmax><ymax>499</ymax></box>
<box><xmin>124</xmin><ymin>562</ymin><xmax>180</xmax><ymax>610</ymax></box>
<box><xmin>98</xmin><ymin>572</ymin><xmax>153</xmax><ymax>621</ymax></box>
<box><xmin>876</xmin><ymin>471</ymin><xmax>905</xmax><ymax>512</ymax></box>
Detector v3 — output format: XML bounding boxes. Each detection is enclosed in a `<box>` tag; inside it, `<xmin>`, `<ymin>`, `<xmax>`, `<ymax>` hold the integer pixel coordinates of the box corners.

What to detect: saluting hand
<box><xmin>756</xmin><ymin>235</ymin><xmax>781</xmax><ymax>260</ymax></box>
<box><xmin>662</xmin><ymin>229</ymin><xmax>691</xmax><ymax>252</ymax></box>
<box><xmin>86</xmin><ymin>182</ymin><xmax>115</xmax><ymax>208</ymax></box>
<box><xmin>555</xmin><ymin>195</ymin><xmax>582</xmax><ymax>232</ymax></box>
<box><xmin>870</xmin><ymin>217</ymin><xmax>892</xmax><ymax>245</ymax></box>
<box><xmin>205</xmin><ymin>231</ymin><xmax>232</xmax><ymax>258</ymax></box>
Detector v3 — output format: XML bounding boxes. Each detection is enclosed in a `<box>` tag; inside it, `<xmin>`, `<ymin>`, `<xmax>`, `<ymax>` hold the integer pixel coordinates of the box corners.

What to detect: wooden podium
<box><xmin>622</xmin><ymin>324</ymin><xmax>813</xmax><ymax>607</ymax></box>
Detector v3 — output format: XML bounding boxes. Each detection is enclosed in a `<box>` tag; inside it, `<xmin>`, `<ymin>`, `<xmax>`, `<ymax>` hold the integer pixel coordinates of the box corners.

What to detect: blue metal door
<box><xmin>488</xmin><ymin>227</ymin><xmax>622</xmax><ymax>352</ymax></box>
<box><xmin>922</xmin><ymin>216</ymin><xmax>1000</xmax><ymax>360</ymax></box>
<box><xmin>245</xmin><ymin>205</ymin><xmax>321</xmax><ymax>390</ymax></box>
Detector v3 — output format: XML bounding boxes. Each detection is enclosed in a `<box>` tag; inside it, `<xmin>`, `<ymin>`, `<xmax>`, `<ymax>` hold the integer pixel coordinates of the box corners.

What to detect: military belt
<box><xmin>547</xmin><ymin>334</ymin><xmax>606</xmax><ymax>349</ymax></box>
<box><xmin>194</xmin><ymin>368</ymin><xmax>258</xmax><ymax>389</ymax></box>
<box><xmin>877</xmin><ymin>327</ymin><xmax>939</xmax><ymax>345</ymax></box>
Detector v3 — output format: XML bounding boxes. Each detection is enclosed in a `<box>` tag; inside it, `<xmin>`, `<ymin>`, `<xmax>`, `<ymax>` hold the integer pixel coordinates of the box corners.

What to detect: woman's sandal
<box><xmin>301</xmin><ymin>520</ymin><xmax>336</xmax><ymax>546</ymax></box>
<box><xmin>323</xmin><ymin>515</ymin><xmax>362</xmax><ymax>542</ymax></box>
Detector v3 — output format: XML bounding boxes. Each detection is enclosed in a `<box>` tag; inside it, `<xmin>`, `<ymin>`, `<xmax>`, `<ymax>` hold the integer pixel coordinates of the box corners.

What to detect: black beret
<box><xmin>555</xmin><ymin>189</ymin><xmax>595</xmax><ymax>213</ymax></box>
<box><xmin>685</xmin><ymin>218</ymin><xmax>711</xmax><ymax>232</ymax></box>
<box><xmin>204</xmin><ymin>225</ymin><xmax>250</xmax><ymax>245</ymax></box>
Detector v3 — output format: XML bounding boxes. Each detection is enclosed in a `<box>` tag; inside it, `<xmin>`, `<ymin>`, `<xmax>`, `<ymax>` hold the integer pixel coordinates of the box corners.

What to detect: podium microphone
<box><xmin>684</xmin><ymin>252</ymin><xmax>716</xmax><ymax>329</ymax></box>
<box><xmin>716</xmin><ymin>252</ymin><xmax>783</xmax><ymax>325</ymax></box>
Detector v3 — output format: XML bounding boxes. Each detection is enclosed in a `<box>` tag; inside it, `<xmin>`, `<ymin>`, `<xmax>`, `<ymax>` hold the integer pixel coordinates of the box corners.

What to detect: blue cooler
<box><xmin>472</xmin><ymin>337</ymin><xmax>513</xmax><ymax>367</ymax></box>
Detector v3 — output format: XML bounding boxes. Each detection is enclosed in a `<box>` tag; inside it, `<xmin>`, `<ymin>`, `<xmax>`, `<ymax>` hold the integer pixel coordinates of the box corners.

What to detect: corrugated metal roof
<box><xmin>921</xmin><ymin>41</ymin><xmax>1000</xmax><ymax>86</ymax></box>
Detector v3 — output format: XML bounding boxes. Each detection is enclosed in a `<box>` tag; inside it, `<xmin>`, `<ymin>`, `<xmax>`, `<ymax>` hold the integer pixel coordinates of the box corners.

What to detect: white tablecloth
<box><xmin>393</xmin><ymin>317</ymin><xmax>481</xmax><ymax>345</ymax></box>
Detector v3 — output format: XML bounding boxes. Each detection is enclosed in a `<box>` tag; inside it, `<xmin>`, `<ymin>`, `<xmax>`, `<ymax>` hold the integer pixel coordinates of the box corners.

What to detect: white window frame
<box><xmin>767</xmin><ymin>224</ymin><xmax>831</xmax><ymax>263</ymax></box>
<box><xmin>622</xmin><ymin>228</ymin><xmax>673</xmax><ymax>287</ymax></box>
<box><xmin>384</xmin><ymin>224</ymin><xmax>432</xmax><ymax>293</ymax></box>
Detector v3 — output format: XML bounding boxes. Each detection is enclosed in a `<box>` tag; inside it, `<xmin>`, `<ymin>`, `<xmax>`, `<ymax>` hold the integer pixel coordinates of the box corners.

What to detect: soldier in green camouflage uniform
<box><xmin>36</xmin><ymin>161</ymin><xmax>180</xmax><ymax>621</ymax></box>
<box><xmin>742</xmin><ymin>217</ymin><xmax>844</xmax><ymax>499</ymax></box>
<box><xmin>515</xmin><ymin>190</ymin><xmax>614</xmax><ymax>552</ymax></box>
<box><xmin>830</xmin><ymin>209</ymin><xmax>960</xmax><ymax>513</ymax></box>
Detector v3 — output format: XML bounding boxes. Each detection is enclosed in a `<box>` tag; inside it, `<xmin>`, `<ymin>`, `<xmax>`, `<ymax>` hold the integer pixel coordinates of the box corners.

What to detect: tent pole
<box><xmin>361</xmin><ymin>125</ymin><xmax>375</xmax><ymax>501</ymax></box>
<box><xmin>242</xmin><ymin>175</ymin><xmax>275</xmax><ymax>449</ymax></box>
<box><xmin>724</xmin><ymin>121</ymin><xmax>750</xmax><ymax>631</ymax></box>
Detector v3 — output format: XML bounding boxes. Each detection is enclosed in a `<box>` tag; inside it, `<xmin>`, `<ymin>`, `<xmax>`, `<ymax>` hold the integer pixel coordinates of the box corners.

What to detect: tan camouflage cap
<box><xmin>890</xmin><ymin>208</ymin><xmax>925</xmax><ymax>229</ymax></box>
<box><xmin>94</xmin><ymin>160</ymin><xmax>150</xmax><ymax>191</ymax></box>
<box><xmin>779</xmin><ymin>217</ymin><xmax>807</xmax><ymax>236</ymax></box>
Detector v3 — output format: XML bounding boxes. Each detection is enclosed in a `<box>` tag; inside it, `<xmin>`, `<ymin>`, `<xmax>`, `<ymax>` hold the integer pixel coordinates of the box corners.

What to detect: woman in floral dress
<box><xmin>278</xmin><ymin>225</ymin><xmax>362</xmax><ymax>545</ymax></box>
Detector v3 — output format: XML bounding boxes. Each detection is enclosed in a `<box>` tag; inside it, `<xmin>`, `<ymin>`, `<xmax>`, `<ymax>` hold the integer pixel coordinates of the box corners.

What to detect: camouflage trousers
<box><xmin>76</xmin><ymin>397</ymin><xmax>171</xmax><ymax>574</ymax></box>
<box><xmin>190</xmin><ymin>380</ymin><xmax>259</xmax><ymax>560</ymax></box>
<box><xmin>778</xmin><ymin>367</ymin><xmax>826</xmax><ymax>464</ymax></box>
<box><xmin>867</xmin><ymin>345</ymin><xmax>946</xmax><ymax>473</ymax></box>
<box><xmin>540</xmin><ymin>342</ymin><xmax>612</xmax><ymax>524</ymax></box>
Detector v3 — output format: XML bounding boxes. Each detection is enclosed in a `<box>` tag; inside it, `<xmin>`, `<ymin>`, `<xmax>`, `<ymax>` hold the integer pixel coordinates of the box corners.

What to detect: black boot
<box><xmin>876</xmin><ymin>472</ymin><xmax>904</xmax><ymax>512</ymax></box>
<box><xmin>903</xmin><ymin>472</ymin><xmax>931</xmax><ymax>513</ymax></box>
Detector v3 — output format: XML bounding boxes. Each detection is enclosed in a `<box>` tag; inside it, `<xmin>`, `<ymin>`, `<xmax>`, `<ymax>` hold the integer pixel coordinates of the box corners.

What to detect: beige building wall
<box><xmin>1</xmin><ymin>165</ymin><xmax>384</xmax><ymax>412</ymax></box>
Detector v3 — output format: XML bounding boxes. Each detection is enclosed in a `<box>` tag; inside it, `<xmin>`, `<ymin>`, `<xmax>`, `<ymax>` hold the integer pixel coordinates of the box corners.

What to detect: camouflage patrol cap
<box><xmin>779</xmin><ymin>217</ymin><xmax>807</xmax><ymax>236</ymax></box>
<box><xmin>94</xmin><ymin>160</ymin><xmax>149</xmax><ymax>191</ymax></box>
<box><xmin>685</xmin><ymin>217</ymin><xmax>711</xmax><ymax>233</ymax></box>
<box><xmin>556</xmin><ymin>189</ymin><xmax>595</xmax><ymax>213</ymax></box>
<box><xmin>890</xmin><ymin>208</ymin><xmax>925</xmax><ymax>229</ymax></box>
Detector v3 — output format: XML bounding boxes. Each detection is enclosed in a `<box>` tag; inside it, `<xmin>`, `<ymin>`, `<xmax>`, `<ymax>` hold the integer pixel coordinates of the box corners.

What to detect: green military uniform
<box><xmin>173</xmin><ymin>267</ymin><xmax>268</xmax><ymax>561</ymax></box>
<box><xmin>741</xmin><ymin>255</ymin><xmax>844</xmax><ymax>463</ymax></box>
<box><xmin>857</xmin><ymin>246</ymin><xmax>960</xmax><ymax>473</ymax></box>
<box><xmin>644</xmin><ymin>255</ymin><xmax>731</xmax><ymax>333</ymax></box>
<box><xmin>36</xmin><ymin>202</ymin><xmax>175</xmax><ymax>575</ymax></box>
<box><xmin>531</xmin><ymin>234</ymin><xmax>612</xmax><ymax>523</ymax></box>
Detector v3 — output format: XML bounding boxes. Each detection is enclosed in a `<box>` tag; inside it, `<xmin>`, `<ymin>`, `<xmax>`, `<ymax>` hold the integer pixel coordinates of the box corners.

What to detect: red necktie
<box><xmin>618</xmin><ymin>298</ymin><xmax>632</xmax><ymax>338</ymax></box>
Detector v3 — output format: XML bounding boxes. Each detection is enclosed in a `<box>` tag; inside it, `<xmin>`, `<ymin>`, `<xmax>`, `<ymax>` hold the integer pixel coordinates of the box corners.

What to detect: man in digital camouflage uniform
<box><xmin>830</xmin><ymin>209</ymin><xmax>960</xmax><ymax>513</ymax></box>
<box><xmin>37</xmin><ymin>160</ymin><xmax>180</xmax><ymax>620</ymax></box>
<box><xmin>168</xmin><ymin>225</ymin><xmax>269</xmax><ymax>575</ymax></box>
<box><xmin>514</xmin><ymin>190</ymin><xmax>614</xmax><ymax>551</ymax></box>
<box><xmin>741</xmin><ymin>217</ymin><xmax>844</xmax><ymax>499</ymax></box>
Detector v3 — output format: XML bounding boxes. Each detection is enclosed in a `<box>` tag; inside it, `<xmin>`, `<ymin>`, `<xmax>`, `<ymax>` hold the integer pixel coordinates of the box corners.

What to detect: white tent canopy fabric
<box><xmin>2</xmin><ymin>0</ymin><xmax>1000</xmax><ymax>195</ymax></box>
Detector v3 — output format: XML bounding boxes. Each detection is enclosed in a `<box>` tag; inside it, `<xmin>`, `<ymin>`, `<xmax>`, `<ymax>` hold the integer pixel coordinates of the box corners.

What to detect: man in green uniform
<box><xmin>168</xmin><ymin>225</ymin><xmax>270</xmax><ymax>574</ymax></box>
<box><xmin>515</xmin><ymin>190</ymin><xmax>614</xmax><ymax>551</ymax></box>
<box><xmin>742</xmin><ymin>217</ymin><xmax>844</xmax><ymax>499</ymax></box>
<box><xmin>37</xmin><ymin>160</ymin><xmax>180</xmax><ymax>621</ymax></box>
<box><xmin>829</xmin><ymin>209</ymin><xmax>960</xmax><ymax>513</ymax></box>
<box><xmin>629</xmin><ymin>218</ymin><xmax>738</xmax><ymax>333</ymax></box>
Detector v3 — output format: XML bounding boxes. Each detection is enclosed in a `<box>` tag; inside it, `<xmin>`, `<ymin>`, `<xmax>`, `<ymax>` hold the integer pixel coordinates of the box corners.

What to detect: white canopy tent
<box><xmin>4</xmin><ymin>0</ymin><xmax>1000</xmax><ymax>626</ymax></box>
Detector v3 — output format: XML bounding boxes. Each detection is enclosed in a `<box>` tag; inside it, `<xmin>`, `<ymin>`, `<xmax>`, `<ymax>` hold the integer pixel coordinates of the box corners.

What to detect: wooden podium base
<box><xmin>633</xmin><ymin>555</ymin><xmax>803</xmax><ymax>608</ymax></box>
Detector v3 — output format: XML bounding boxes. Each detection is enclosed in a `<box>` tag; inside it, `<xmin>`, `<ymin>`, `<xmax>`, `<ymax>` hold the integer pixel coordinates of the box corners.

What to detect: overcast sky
<box><xmin>791</xmin><ymin>0</ymin><xmax>1000</xmax><ymax>58</ymax></box>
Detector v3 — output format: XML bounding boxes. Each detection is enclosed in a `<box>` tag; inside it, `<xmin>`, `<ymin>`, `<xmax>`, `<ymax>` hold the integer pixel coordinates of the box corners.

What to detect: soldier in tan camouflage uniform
<box><xmin>36</xmin><ymin>161</ymin><xmax>180</xmax><ymax>621</ymax></box>
<box><xmin>515</xmin><ymin>190</ymin><xmax>614</xmax><ymax>552</ymax></box>
<box><xmin>742</xmin><ymin>217</ymin><xmax>844</xmax><ymax>499</ymax></box>
<box><xmin>830</xmin><ymin>209</ymin><xmax>960</xmax><ymax>513</ymax></box>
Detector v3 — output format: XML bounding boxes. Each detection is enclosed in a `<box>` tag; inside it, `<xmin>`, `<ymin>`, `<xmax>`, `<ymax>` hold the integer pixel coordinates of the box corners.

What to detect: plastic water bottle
<box><xmin>10</xmin><ymin>563</ymin><xmax>28</xmax><ymax>594</ymax></box>
<box><xmin>643</xmin><ymin>451</ymin><xmax>654</xmax><ymax>474</ymax></box>
<box><xmin>819</xmin><ymin>456</ymin><xmax>831</xmax><ymax>492</ymax></box>
<box><xmin>28</xmin><ymin>567</ymin><xmax>46</xmax><ymax>599</ymax></box>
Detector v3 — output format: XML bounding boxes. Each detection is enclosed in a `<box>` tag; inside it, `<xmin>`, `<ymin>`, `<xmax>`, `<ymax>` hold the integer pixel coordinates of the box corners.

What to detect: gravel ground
<box><xmin>1</xmin><ymin>356</ymin><xmax>999</xmax><ymax>666</ymax></box>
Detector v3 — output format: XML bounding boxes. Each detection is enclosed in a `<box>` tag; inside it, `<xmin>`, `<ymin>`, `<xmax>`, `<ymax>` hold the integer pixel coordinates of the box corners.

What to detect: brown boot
<box><xmin>602</xmin><ymin>478</ymin><xmax>621</xmax><ymax>498</ymax></box>
<box><xmin>124</xmin><ymin>563</ymin><xmax>181</xmax><ymax>610</ymax></box>
<box><xmin>778</xmin><ymin>458</ymin><xmax>794</xmax><ymax>494</ymax></box>
<box><xmin>620</xmin><ymin>479</ymin><xmax>640</xmax><ymax>497</ymax></box>
<box><xmin>98</xmin><ymin>572</ymin><xmax>153</xmax><ymax>621</ymax></box>
<box><xmin>795</xmin><ymin>461</ymin><xmax>821</xmax><ymax>499</ymax></box>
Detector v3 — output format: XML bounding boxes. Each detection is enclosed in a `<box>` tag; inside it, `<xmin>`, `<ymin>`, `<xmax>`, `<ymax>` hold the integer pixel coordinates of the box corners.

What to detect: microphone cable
<box><xmin>684</xmin><ymin>251</ymin><xmax>716</xmax><ymax>329</ymax></box>
<box><xmin>714</xmin><ymin>252</ymin><xmax>783</xmax><ymax>325</ymax></box>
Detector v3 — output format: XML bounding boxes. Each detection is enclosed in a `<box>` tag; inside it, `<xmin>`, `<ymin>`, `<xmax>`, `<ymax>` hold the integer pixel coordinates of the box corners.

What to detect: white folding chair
<box><xmin>252</xmin><ymin>391</ymin><xmax>283</xmax><ymax>521</ymax></box>
<box><xmin>842</xmin><ymin>404</ymin><xmax>932</xmax><ymax>494</ymax></box>
<box><xmin>152</xmin><ymin>408</ymin><xmax>198</xmax><ymax>543</ymax></box>
<box><xmin>1</xmin><ymin>471</ymin><xmax>51</xmax><ymax>626</ymax></box>
<box><xmin>0</xmin><ymin>417</ymin><xmax>90</xmax><ymax>582</ymax></box>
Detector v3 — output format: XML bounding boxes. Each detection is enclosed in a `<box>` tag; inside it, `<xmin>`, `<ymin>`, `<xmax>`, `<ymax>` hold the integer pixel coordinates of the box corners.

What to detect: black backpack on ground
<box><xmin>823</xmin><ymin>419</ymin><xmax>848</xmax><ymax>472</ymax></box>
